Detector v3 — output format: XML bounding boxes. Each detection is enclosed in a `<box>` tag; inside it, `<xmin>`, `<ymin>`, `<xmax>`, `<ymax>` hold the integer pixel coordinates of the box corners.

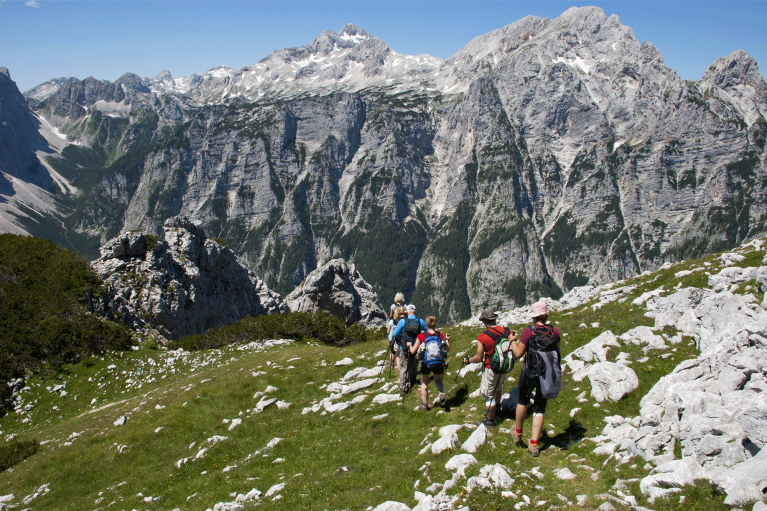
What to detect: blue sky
<box><xmin>1</xmin><ymin>1</ymin><xmax>766</xmax><ymax>92</ymax></box>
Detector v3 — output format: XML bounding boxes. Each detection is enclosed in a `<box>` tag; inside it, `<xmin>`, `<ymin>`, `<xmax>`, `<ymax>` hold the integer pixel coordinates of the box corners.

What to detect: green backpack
<box><xmin>484</xmin><ymin>327</ymin><xmax>516</xmax><ymax>373</ymax></box>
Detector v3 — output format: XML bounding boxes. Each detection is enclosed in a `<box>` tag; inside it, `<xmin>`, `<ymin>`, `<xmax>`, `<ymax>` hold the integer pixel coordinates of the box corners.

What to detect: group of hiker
<box><xmin>385</xmin><ymin>294</ymin><xmax>562</xmax><ymax>457</ymax></box>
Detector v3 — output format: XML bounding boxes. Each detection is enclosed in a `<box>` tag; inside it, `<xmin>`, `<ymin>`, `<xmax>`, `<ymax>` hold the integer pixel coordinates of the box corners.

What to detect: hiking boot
<box><xmin>438</xmin><ymin>393</ymin><xmax>446</xmax><ymax>407</ymax></box>
<box><xmin>481</xmin><ymin>416</ymin><xmax>498</xmax><ymax>428</ymax></box>
<box><xmin>419</xmin><ymin>402</ymin><xmax>430</xmax><ymax>412</ymax></box>
<box><xmin>527</xmin><ymin>442</ymin><xmax>540</xmax><ymax>457</ymax></box>
<box><xmin>511</xmin><ymin>429</ymin><xmax>524</xmax><ymax>446</ymax></box>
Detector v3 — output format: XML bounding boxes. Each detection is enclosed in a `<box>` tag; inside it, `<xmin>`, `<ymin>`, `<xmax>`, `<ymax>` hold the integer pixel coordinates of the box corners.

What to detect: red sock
<box><xmin>515</xmin><ymin>428</ymin><xmax>523</xmax><ymax>436</ymax></box>
<box><xmin>529</xmin><ymin>439</ymin><xmax>538</xmax><ymax>446</ymax></box>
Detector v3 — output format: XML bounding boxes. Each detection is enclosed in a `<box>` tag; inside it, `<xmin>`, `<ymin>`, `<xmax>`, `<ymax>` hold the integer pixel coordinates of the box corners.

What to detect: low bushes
<box><xmin>0</xmin><ymin>439</ymin><xmax>38</xmax><ymax>472</ymax></box>
<box><xmin>172</xmin><ymin>311</ymin><xmax>378</xmax><ymax>351</ymax></box>
<box><xmin>0</xmin><ymin>234</ymin><xmax>135</xmax><ymax>411</ymax></box>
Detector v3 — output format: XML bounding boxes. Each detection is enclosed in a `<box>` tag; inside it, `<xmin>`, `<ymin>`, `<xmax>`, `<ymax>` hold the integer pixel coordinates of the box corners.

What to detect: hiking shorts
<box><xmin>480</xmin><ymin>367</ymin><xmax>505</xmax><ymax>404</ymax></box>
<box><xmin>420</xmin><ymin>362</ymin><xmax>445</xmax><ymax>376</ymax></box>
<box><xmin>518</xmin><ymin>369</ymin><xmax>547</xmax><ymax>415</ymax></box>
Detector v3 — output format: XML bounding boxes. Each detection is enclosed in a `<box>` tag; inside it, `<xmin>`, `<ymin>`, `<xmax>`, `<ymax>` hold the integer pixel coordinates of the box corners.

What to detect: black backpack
<box><xmin>527</xmin><ymin>324</ymin><xmax>558</xmax><ymax>353</ymax></box>
<box><xmin>399</xmin><ymin>317</ymin><xmax>421</xmax><ymax>349</ymax></box>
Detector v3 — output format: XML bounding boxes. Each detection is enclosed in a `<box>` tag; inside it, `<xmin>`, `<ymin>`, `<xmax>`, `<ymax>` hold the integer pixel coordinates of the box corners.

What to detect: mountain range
<box><xmin>1</xmin><ymin>6</ymin><xmax>766</xmax><ymax>322</ymax></box>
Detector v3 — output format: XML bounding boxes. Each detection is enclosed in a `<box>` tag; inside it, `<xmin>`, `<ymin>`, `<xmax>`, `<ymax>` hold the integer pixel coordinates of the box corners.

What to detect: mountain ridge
<box><xmin>2</xmin><ymin>6</ymin><xmax>767</xmax><ymax>322</ymax></box>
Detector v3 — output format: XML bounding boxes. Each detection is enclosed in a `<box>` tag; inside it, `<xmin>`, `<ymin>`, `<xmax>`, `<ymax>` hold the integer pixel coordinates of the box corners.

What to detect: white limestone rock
<box><xmin>372</xmin><ymin>502</ymin><xmax>411</xmax><ymax>511</ymax></box>
<box><xmin>372</xmin><ymin>393</ymin><xmax>401</xmax><ymax>405</ymax></box>
<box><xmin>564</xmin><ymin>331</ymin><xmax>620</xmax><ymax>372</ymax></box>
<box><xmin>587</xmin><ymin>362</ymin><xmax>638</xmax><ymax>402</ymax></box>
<box><xmin>255</xmin><ymin>398</ymin><xmax>277</xmax><ymax>413</ymax></box>
<box><xmin>619</xmin><ymin>326</ymin><xmax>668</xmax><ymax>353</ymax></box>
<box><xmin>90</xmin><ymin>220</ymin><xmax>287</xmax><ymax>340</ymax></box>
<box><xmin>438</xmin><ymin>425</ymin><xmax>463</xmax><ymax>437</ymax></box>
<box><xmin>264</xmin><ymin>483</ymin><xmax>285</xmax><ymax>498</ymax></box>
<box><xmin>285</xmin><ymin>259</ymin><xmax>387</xmax><ymax>328</ymax></box>
<box><xmin>709</xmin><ymin>266</ymin><xmax>757</xmax><ymax>290</ymax></box>
<box><xmin>554</xmin><ymin>467</ymin><xmax>577</xmax><ymax>480</ymax></box>
<box><xmin>487</xmin><ymin>464</ymin><xmax>514</xmax><ymax>489</ymax></box>
<box><xmin>445</xmin><ymin>454</ymin><xmax>477</xmax><ymax>473</ymax></box>
<box><xmin>737</xmin><ymin>393</ymin><xmax>767</xmax><ymax>448</ymax></box>
<box><xmin>432</xmin><ymin>433</ymin><xmax>458</xmax><ymax>455</ymax></box>
<box><xmin>461</xmin><ymin>424</ymin><xmax>487</xmax><ymax>453</ymax></box>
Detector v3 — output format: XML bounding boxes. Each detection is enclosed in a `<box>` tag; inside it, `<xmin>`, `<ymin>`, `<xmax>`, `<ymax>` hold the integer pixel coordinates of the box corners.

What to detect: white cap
<box><xmin>406</xmin><ymin>304</ymin><xmax>416</xmax><ymax>312</ymax></box>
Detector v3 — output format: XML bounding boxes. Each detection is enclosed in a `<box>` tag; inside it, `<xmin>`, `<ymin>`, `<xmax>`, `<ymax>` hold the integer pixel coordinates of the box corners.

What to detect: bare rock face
<box><xmin>11</xmin><ymin>7</ymin><xmax>767</xmax><ymax>323</ymax></box>
<box><xmin>91</xmin><ymin>216</ymin><xmax>287</xmax><ymax>340</ymax></box>
<box><xmin>285</xmin><ymin>259</ymin><xmax>386</xmax><ymax>328</ymax></box>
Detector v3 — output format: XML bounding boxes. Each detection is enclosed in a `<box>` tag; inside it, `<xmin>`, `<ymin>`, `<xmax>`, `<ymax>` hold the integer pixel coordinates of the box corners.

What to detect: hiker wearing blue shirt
<box><xmin>392</xmin><ymin>304</ymin><xmax>427</xmax><ymax>395</ymax></box>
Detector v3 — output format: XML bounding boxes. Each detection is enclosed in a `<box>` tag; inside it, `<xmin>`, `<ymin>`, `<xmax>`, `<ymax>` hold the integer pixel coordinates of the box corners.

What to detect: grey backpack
<box><xmin>533</xmin><ymin>350</ymin><xmax>562</xmax><ymax>399</ymax></box>
<box><xmin>526</xmin><ymin>325</ymin><xmax>561</xmax><ymax>399</ymax></box>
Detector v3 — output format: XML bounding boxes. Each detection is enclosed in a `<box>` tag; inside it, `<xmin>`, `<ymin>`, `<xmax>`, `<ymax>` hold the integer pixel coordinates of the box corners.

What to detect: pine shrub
<box><xmin>172</xmin><ymin>311</ymin><xmax>376</xmax><ymax>351</ymax></box>
<box><xmin>0</xmin><ymin>235</ymin><xmax>134</xmax><ymax>410</ymax></box>
<box><xmin>0</xmin><ymin>439</ymin><xmax>38</xmax><ymax>472</ymax></box>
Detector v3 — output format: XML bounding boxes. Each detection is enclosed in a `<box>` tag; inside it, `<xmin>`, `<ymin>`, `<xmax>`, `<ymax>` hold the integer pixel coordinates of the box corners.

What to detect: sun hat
<box><xmin>478</xmin><ymin>309</ymin><xmax>498</xmax><ymax>321</ymax></box>
<box><xmin>530</xmin><ymin>301</ymin><xmax>548</xmax><ymax>318</ymax></box>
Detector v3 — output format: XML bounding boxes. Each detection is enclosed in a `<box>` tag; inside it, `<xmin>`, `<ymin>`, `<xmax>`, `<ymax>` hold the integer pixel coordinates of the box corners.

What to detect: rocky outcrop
<box><xmin>578</xmin><ymin>253</ymin><xmax>767</xmax><ymax>506</ymax></box>
<box><xmin>285</xmin><ymin>259</ymin><xmax>387</xmax><ymax>328</ymax></box>
<box><xmin>91</xmin><ymin>216</ymin><xmax>287</xmax><ymax>340</ymax></box>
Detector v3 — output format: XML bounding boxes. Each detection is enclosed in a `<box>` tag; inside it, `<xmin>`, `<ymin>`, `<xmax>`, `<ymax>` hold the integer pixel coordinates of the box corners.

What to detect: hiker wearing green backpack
<box><xmin>464</xmin><ymin>309</ymin><xmax>516</xmax><ymax>428</ymax></box>
<box><xmin>509</xmin><ymin>301</ymin><xmax>562</xmax><ymax>457</ymax></box>
<box><xmin>410</xmin><ymin>315</ymin><xmax>451</xmax><ymax>411</ymax></box>
<box><xmin>391</xmin><ymin>304</ymin><xmax>428</xmax><ymax>395</ymax></box>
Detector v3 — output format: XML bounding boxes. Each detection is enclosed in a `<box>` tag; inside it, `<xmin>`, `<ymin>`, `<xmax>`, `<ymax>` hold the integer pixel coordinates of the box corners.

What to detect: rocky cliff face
<box><xmin>91</xmin><ymin>217</ymin><xmax>287</xmax><ymax>340</ymax></box>
<box><xmin>8</xmin><ymin>7</ymin><xmax>767</xmax><ymax>322</ymax></box>
<box><xmin>286</xmin><ymin>258</ymin><xmax>387</xmax><ymax>328</ymax></box>
<box><xmin>0</xmin><ymin>68</ymin><xmax>58</xmax><ymax>235</ymax></box>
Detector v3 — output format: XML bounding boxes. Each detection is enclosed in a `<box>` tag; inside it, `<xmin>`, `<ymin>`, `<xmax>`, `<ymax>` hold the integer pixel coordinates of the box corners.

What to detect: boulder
<box><xmin>432</xmin><ymin>433</ymin><xmax>459</xmax><ymax>455</ymax></box>
<box><xmin>737</xmin><ymin>393</ymin><xmax>767</xmax><ymax>449</ymax></box>
<box><xmin>91</xmin><ymin>217</ymin><xmax>287</xmax><ymax>340</ymax></box>
<box><xmin>373</xmin><ymin>502</ymin><xmax>411</xmax><ymax>511</ymax></box>
<box><xmin>445</xmin><ymin>453</ymin><xmax>477</xmax><ymax>473</ymax></box>
<box><xmin>461</xmin><ymin>424</ymin><xmax>487</xmax><ymax>453</ymax></box>
<box><xmin>587</xmin><ymin>362</ymin><xmax>638</xmax><ymax>402</ymax></box>
<box><xmin>566</xmin><ymin>331</ymin><xmax>620</xmax><ymax>364</ymax></box>
<box><xmin>708</xmin><ymin>266</ymin><xmax>757</xmax><ymax>290</ymax></box>
<box><xmin>554</xmin><ymin>467</ymin><xmax>577</xmax><ymax>480</ymax></box>
<box><xmin>285</xmin><ymin>259</ymin><xmax>387</xmax><ymax>328</ymax></box>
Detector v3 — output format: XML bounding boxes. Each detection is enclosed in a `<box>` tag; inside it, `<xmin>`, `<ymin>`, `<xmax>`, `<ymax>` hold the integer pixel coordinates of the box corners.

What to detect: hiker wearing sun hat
<box><xmin>391</xmin><ymin>304</ymin><xmax>428</xmax><ymax>395</ymax></box>
<box><xmin>509</xmin><ymin>300</ymin><xmax>562</xmax><ymax>456</ymax></box>
<box><xmin>464</xmin><ymin>309</ymin><xmax>516</xmax><ymax>427</ymax></box>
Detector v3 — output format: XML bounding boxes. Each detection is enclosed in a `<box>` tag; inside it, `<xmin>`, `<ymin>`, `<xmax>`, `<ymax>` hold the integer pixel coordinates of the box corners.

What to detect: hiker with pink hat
<box><xmin>509</xmin><ymin>300</ymin><xmax>562</xmax><ymax>457</ymax></box>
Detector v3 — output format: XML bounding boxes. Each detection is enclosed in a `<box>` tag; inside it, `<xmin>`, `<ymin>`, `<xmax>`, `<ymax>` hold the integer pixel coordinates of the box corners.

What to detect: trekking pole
<box><xmin>376</xmin><ymin>341</ymin><xmax>392</xmax><ymax>382</ymax></box>
<box><xmin>488</xmin><ymin>341</ymin><xmax>518</xmax><ymax>422</ymax></box>
<box><xmin>388</xmin><ymin>341</ymin><xmax>396</xmax><ymax>379</ymax></box>
<box><xmin>401</xmin><ymin>348</ymin><xmax>412</xmax><ymax>409</ymax></box>
<box><xmin>444</xmin><ymin>358</ymin><xmax>467</xmax><ymax>401</ymax></box>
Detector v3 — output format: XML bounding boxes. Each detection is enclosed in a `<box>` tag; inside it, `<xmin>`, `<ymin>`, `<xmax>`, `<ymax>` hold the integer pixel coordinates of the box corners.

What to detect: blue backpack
<box><xmin>423</xmin><ymin>332</ymin><xmax>446</xmax><ymax>369</ymax></box>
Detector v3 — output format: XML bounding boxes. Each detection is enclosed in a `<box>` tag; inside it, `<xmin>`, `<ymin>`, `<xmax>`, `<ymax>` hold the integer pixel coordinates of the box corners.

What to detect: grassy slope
<box><xmin>1</xmin><ymin>245</ymin><xmax>765</xmax><ymax>510</ymax></box>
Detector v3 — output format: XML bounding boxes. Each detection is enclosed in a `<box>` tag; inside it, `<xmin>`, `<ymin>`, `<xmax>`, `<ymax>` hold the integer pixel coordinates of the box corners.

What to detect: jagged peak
<box><xmin>338</xmin><ymin>24</ymin><xmax>370</xmax><ymax>41</ymax></box>
<box><xmin>702</xmin><ymin>49</ymin><xmax>765</xmax><ymax>89</ymax></box>
<box><xmin>155</xmin><ymin>70</ymin><xmax>173</xmax><ymax>81</ymax></box>
<box><xmin>558</xmin><ymin>5</ymin><xmax>607</xmax><ymax>22</ymax></box>
<box><xmin>0</xmin><ymin>67</ymin><xmax>9</xmax><ymax>78</ymax></box>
